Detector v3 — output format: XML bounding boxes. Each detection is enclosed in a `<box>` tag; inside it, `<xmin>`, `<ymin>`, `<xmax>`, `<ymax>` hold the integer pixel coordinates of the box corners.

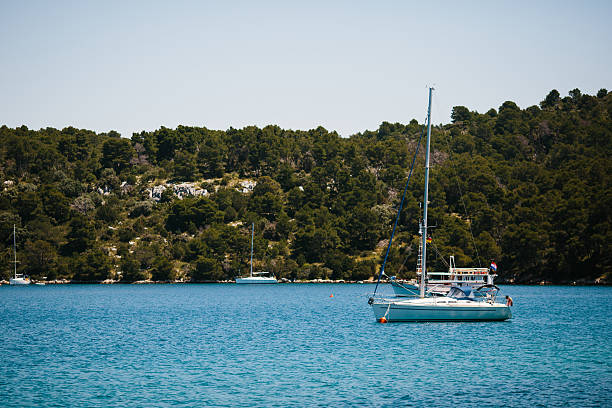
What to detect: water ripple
<box><xmin>0</xmin><ymin>284</ymin><xmax>610</xmax><ymax>407</ymax></box>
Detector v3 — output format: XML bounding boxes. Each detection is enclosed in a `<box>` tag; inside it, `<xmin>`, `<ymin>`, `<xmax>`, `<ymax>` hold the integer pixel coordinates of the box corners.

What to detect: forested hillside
<box><xmin>1</xmin><ymin>89</ymin><xmax>610</xmax><ymax>283</ymax></box>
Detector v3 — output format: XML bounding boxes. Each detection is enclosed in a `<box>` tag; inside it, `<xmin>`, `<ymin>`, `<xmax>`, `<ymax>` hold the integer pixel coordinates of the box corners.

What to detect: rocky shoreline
<box><xmin>1</xmin><ymin>278</ymin><xmax>609</xmax><ymax>286</ymax></box>
<box><xmin>0</xmin><ymin>278</ymin><xmax>371</xmax><ymax>285</ymax></box>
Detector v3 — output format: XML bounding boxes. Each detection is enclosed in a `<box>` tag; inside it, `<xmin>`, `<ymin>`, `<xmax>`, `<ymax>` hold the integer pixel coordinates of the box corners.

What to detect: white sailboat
<box><xmin>369</xmin><ymin>88</ymin><xmax>511</xmax><ymax>322</ymax></box>
<box><xmin>9</xmin><ymin>225</ymin><xmax>30</xmax><ymax>285</ymax></box>
<box><xmin>235</xmin><ymin>223</ymin><xmax>277</xmax><ymax>284</ymax></box>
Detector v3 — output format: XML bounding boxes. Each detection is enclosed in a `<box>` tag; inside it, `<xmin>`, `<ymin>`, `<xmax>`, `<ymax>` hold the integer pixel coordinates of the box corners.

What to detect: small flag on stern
<box><xmin>490</xmin><ymin>261</ymin><xmax>498</xmax><ymax>271</ymax></box>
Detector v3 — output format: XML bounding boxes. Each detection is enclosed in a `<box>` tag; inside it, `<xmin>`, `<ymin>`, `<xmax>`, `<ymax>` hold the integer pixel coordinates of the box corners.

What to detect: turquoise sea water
<box><xmin>1</xmin><ymin>284</ymin><xmax>610</xmax><ymax>407</ymax></box>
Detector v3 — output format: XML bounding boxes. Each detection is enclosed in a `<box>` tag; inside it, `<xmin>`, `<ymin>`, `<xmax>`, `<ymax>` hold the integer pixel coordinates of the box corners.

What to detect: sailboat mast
<box><xmin>13</xmin><ymin>224</ymin><xmax>17</xmax><ymax>279</ymax></box>
<box><xmin>250</xmin><ymin>222</ymin><xmax>254</xmax><ymax>278</ymax></box>
<box><xmin>420</xmin><ymin>87</ymin><xmax>433</xmax><ymax>298</ymax></box>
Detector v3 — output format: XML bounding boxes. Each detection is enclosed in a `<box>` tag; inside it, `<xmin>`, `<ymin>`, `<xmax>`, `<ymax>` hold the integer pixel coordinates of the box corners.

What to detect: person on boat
<box><xmin>505</xmin><ymin>295</ymin><xmax>513</xmax><ymax>306</ymax></box>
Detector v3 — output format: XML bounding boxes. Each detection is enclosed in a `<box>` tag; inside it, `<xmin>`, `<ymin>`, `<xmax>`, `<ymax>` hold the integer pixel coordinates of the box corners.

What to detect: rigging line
<box><xmin>429</xmin><ymin>239</ymin><xmax>450</xmax><ymax>269</ymax></box>
<box><xmin>395</xmin><ymin>245</ymin><xmax>413</xmax><ymax>277</ymax></box>
<box><xmin>372</xmin><ymin>117</ymin><xmax>427</xmax><ymax>297</ymax></box>
<box><xmin>432</xmin><ymin>94</ymin><xmax>482</xmax><ymax>267</ymax></box>
<box><xmin>393</xmin><ymin>280</ymin><xmax>420</xmax><ymax>296</ymax></box>
<box><xmin>439</xmin><ymin>128</ymin><xmax>482</xmax><ymax>267</ymax></box>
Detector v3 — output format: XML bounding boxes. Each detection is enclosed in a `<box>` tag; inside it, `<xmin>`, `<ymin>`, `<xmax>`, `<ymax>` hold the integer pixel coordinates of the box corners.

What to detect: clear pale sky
<box><xmin>1</xmin><ymin>0</ymin><xmax>610</xmax><ymax>138</ymax></box>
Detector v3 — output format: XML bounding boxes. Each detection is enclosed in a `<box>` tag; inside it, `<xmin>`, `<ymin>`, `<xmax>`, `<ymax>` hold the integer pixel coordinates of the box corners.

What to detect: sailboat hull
<box><xmin>371</xmin><ymin>298</ymin><xmax>511</xmax><ymax>322</ymax></box>
<box><xmin>9</xmin><ymin>277</ymin><xmax>30</xmax><ymax>285</ymax></box>
<box><xmin>235</xmin><ymin>277</ymin><xmax>278</xmax><ymax>284</ymax></box>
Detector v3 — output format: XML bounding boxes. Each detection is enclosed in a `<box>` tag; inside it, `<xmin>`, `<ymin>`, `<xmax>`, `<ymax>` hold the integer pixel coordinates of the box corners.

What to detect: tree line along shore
<box><xmin>1</xmin><ymin>88</ymin><xmax>610</xmax><ymax>284</ymax></box>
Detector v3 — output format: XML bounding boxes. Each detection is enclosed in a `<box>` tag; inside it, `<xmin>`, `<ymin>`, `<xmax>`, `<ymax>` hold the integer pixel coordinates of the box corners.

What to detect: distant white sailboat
<box><xmin>9</xmin><ymin>225</ymin><xmax>30</xmax><ymax>286</ymax></box>
<box><xmin>368</xmin><ymin>88</ymin><xmax>511</xmax><ymax>322</ymax></box>
<box><xmin>235</xmin><ymin>223</ymin><xmax>277</xmax><ymax>284</ymax></box>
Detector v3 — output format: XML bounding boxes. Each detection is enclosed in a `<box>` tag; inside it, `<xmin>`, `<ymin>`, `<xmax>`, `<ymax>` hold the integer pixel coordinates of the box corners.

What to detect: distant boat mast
<box><xmin>250</xmin><ymin>222</ymin><xmax>254</xmax><ymax>278</ymax></box>
<box><xmin>13</xmin><ymin>224</ymin><xmax>17</xmax><ymax>279</ymax></box>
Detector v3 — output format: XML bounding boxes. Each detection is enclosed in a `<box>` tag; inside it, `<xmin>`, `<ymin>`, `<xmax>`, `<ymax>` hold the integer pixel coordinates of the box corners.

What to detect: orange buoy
<box><xmin>378</xmin><ymin>317</ymin><xmax>387</xmax><ymax>323</ymax></box>
<box><xmin>330</xmin><ymin>294</ymin><xmax>334</xmax><ymax>298</ymax></box>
